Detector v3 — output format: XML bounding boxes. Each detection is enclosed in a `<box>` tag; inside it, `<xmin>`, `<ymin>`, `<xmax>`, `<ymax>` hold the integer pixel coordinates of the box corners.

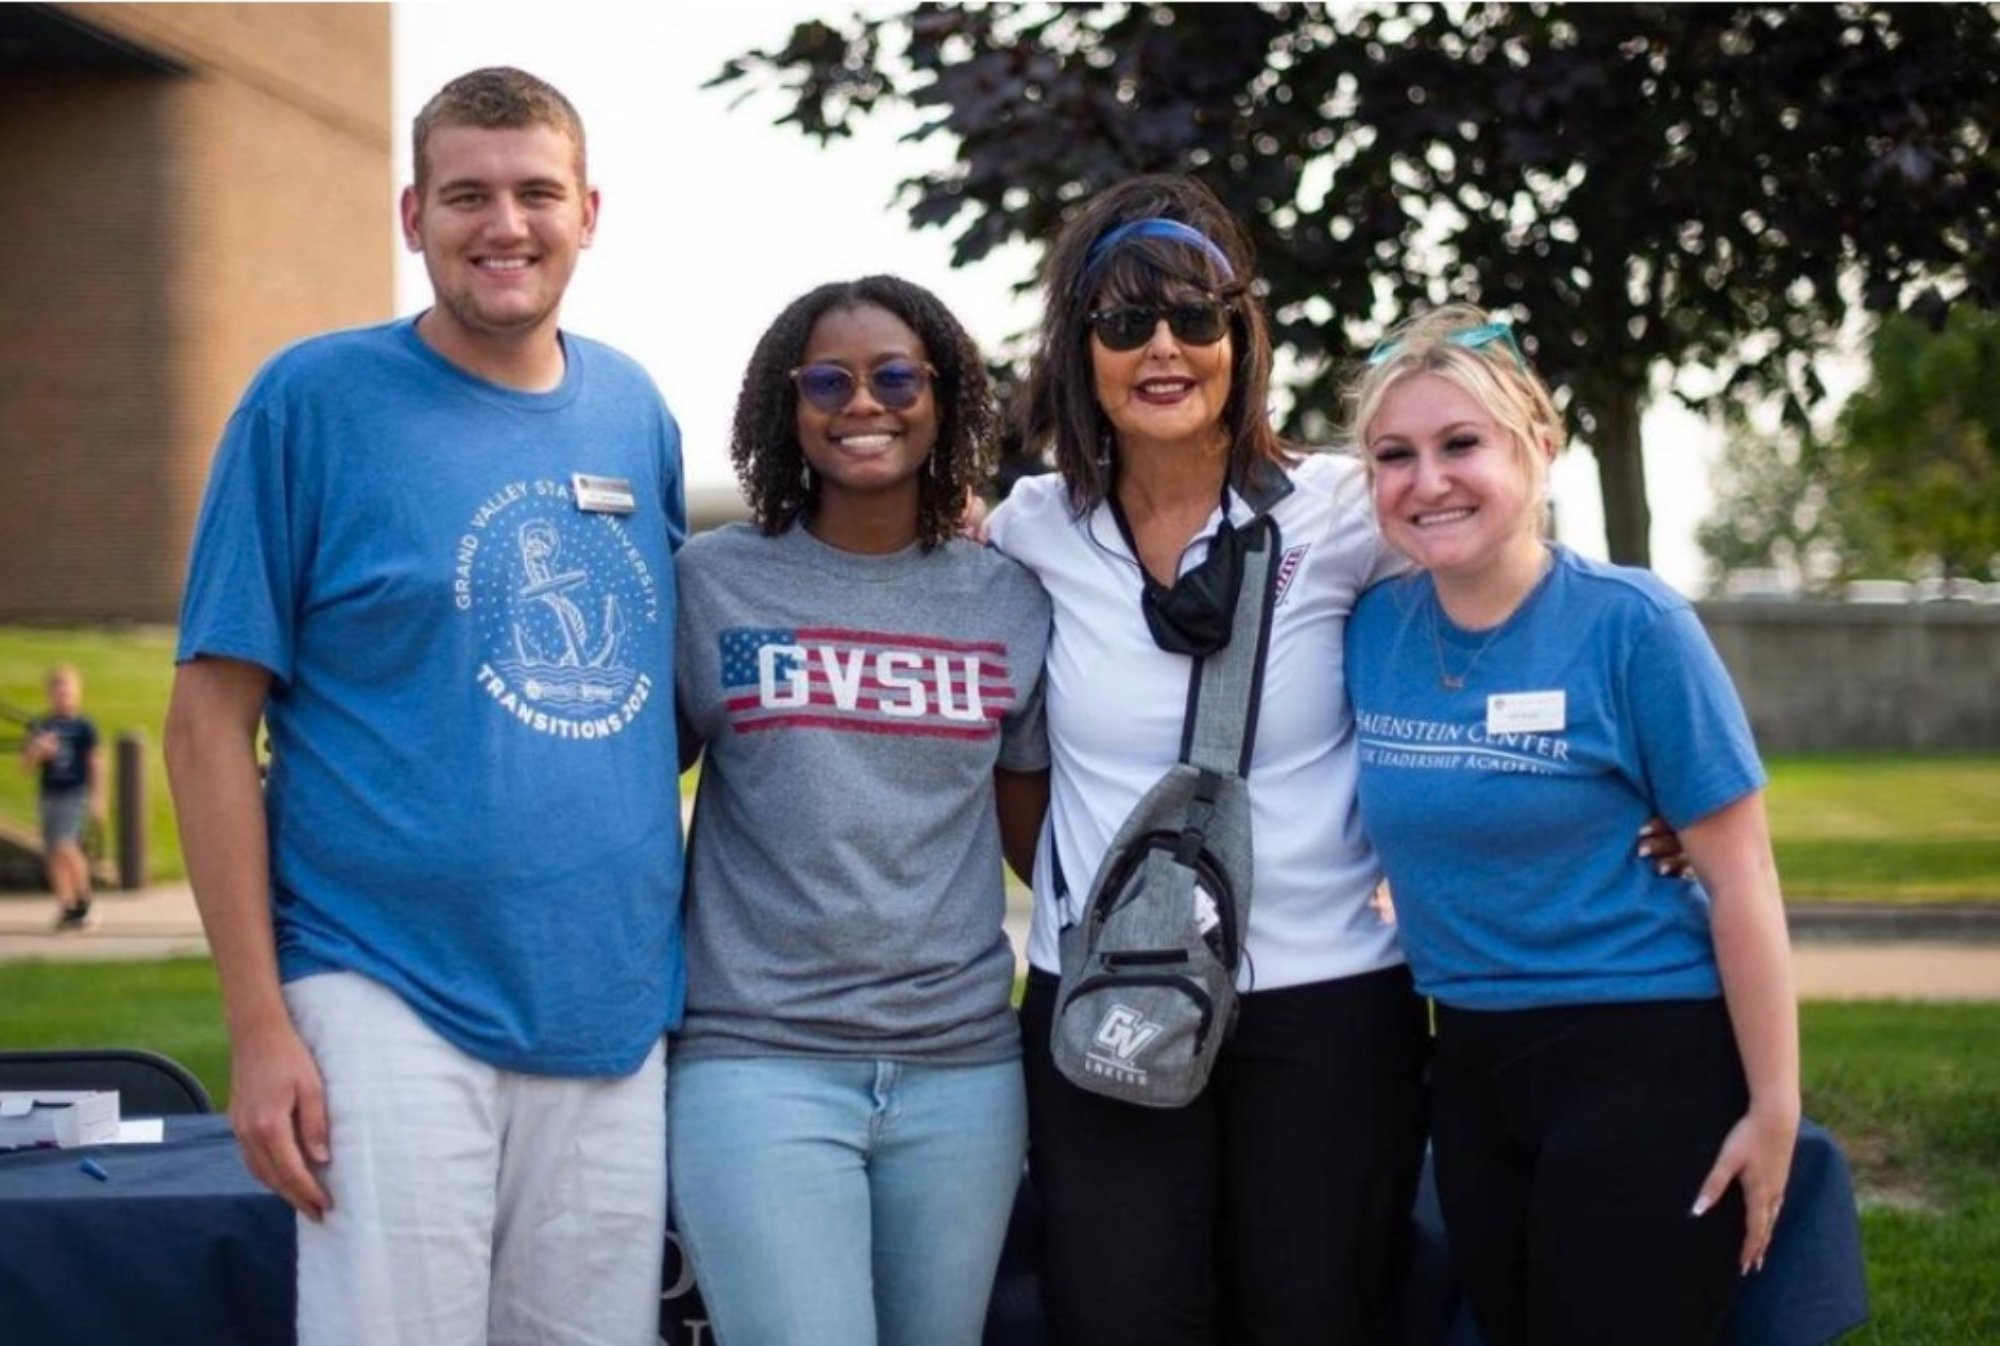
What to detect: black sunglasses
<box><xmin>1086</xmin><ymin>300</ymin><xmax>1234</xmax><ymax>353</ymax></box>
<box><xmin>789</xmin><ymin>359</ymin><xmax>937</xmax><ymax>414</ymax></box>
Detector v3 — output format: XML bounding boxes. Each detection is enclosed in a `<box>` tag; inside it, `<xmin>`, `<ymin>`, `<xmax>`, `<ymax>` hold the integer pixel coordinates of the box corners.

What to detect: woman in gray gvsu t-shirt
<box><xmin>669</xmin><ymin>275</ymin><xmax>1050</xmax><ymax>1346</ymax></box>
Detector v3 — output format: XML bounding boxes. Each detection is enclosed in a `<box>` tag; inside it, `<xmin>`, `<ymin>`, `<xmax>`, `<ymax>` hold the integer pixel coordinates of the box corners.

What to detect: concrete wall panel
<box><xmin>1700</xmin><ymin>604</ymin><xmax>2000</xmax><ymax>752</ymax></box>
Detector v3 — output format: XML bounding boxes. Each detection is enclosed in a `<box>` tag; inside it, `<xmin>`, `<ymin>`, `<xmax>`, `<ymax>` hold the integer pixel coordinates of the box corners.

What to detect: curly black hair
<box><xmin>731</xmin><ymin>275</ymin><xmax>996</xmax><ymax>551</ymax></box>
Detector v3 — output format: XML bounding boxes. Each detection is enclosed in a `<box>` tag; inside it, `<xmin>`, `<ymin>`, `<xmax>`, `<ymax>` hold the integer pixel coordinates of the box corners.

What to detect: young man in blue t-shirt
<box><xmin>22</xmin><ymin>664</ymin><xmax>102</xmax><ymax>933</ymax></box>
<box><xmin>164</xmin><ymin>68</ymin><xmax>686</xmax><ymax>1345</ymax></box>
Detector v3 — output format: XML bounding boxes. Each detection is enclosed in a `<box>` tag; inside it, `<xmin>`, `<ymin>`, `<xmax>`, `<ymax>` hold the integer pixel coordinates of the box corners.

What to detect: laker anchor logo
<box><xmin>457</xmin><ymin>479</ymin><xmax>661</xmax><ymax>741</ymax></box>
<box><xmin>510</xmin><ymin>519</ymin><xmax>626</xmax><ymax>689</ymax></box>
<box><xmin>1083</xmin><ymin>1003</ymin><xmax>1165</xmax><ymax>1085</ymax></box>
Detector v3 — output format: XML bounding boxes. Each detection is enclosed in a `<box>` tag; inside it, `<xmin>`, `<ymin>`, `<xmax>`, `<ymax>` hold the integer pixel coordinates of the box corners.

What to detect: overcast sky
<box><xmin>392</xmin><ymin>1</ymin><xmax>1730</xmax><ymax>593</ymax></box>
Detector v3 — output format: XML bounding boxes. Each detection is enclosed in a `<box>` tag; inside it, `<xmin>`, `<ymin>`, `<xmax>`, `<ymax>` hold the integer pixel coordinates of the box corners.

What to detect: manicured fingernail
<box><xmin>1638</xmin><ymin>843</ymin><xmax>1654</xmax><ymax>856</ymax></box>
<box><xmin>1657</xmin><ymin>861</ymin><xmax>1672</xmax><ymax>876</ymax></box>
<box><xmin>1690</xmin><ymin>1196</ymin><xmax>1711</xmax><ymax>1217</ymax></box>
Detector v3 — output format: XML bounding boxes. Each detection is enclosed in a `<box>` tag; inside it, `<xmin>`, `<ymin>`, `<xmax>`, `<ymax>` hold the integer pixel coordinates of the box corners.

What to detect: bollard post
<box><xmin>117</xmin><ymin>730</ymin><xmax>148</xmax><ymax>891</ymax></box>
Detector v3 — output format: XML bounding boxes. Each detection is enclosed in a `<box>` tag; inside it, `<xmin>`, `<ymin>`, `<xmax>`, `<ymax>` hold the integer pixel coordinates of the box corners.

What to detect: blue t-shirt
<box><xmin>177</xmin><ymin>317</ymin><xmax>687</xmax><ymax>1076</ymax></box>
<box><xmin>31</xmin><ymin>715</ymin><xmax>98</xmax><ymax>795</ymax></box>
<box><xmin>1346</xmin><ymin>546</ymin><xmax>1764</xmax><ymax>1010</ymax></box>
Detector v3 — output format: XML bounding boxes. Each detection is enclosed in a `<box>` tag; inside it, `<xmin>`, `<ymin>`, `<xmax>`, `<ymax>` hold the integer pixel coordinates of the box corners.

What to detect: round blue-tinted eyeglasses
<box><xmin>789</xmin><ymin>359</ymin><xmax>937</xmax><ymax>413</ymax></box>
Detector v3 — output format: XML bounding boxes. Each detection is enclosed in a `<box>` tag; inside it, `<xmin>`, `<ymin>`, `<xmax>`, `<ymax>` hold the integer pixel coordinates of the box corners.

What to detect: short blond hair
<box><xmin>1346</xmin><ymin>304</ymin><xmax>1565</xmax><ymax>514</ymax></box>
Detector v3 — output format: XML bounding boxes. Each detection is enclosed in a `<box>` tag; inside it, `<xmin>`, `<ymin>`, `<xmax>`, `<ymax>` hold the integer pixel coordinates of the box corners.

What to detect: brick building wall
<box><xmin>0</xmin><ymin>4</ymin><xmax>391</xmax><ymax>623</ymax></box>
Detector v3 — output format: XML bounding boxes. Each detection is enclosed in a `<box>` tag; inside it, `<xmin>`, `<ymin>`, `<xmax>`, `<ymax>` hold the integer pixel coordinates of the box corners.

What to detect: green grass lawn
<box><xmin>1</xmin><ymin>959</ymin><xmax>1992</xmax><ymax>1342</ymax></box>
<box><xmin>2</xmin><ymin>958</ymin><xmax>229</xmax><ymax>1105</ymax></box>
<box><xmin>1802</xmin><ymin>1002</ymin><xmax>2000</xmax><ymax>1343</ymax></box>
<box><xmin>2</xmin><ymin>625</ymin><xmax>1999</xmax><ymax>900</ymax></box>
<box><xmin>1766</xmin><ymin>756</ymin><xmax>2000</xmax><ymax>903</ymax></box>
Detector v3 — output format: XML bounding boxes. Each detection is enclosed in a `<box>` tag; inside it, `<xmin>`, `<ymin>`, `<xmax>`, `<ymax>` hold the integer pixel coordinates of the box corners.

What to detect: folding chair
<box><xmin>0</xmin><ymin>1048</ymin><xmax>214</xmax><ymax>1114</ymax></box>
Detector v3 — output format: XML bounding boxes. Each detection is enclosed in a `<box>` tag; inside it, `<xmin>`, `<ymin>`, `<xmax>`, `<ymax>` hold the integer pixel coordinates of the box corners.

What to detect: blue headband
<box><xmin>1077</xmin><ymin>218</ymin><xmax>1235</xmax><ymax>296</ymax></box>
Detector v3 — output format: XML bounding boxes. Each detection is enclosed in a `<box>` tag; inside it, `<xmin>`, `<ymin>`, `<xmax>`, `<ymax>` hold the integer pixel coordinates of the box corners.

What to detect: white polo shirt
<box><xmin>988</xmin><ymin>450</ymin><xmax>1408</xmax><ymax>990</ymax></box>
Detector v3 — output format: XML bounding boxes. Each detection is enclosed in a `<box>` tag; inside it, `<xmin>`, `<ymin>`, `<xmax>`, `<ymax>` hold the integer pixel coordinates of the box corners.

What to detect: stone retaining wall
<box><xmin>1698</xmin><ymin>602</ymin><xmax>2000</xmax><ymax>751</ymax></box>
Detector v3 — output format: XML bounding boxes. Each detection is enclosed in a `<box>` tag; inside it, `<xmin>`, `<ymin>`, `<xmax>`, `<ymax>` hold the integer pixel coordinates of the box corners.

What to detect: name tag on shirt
<box><xmin>1486</xmin><ymin>690</ymin><xmax>1566</xmax><ymax>735</ymax></box>
<box><xmin>571</xmin><ymin>473</ymin><xmax>636</xmax><ymax>515</ymax></box>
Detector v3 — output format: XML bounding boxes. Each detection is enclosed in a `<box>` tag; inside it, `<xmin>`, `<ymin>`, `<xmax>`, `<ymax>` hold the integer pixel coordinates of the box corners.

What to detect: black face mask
<box><xmin>1109</xmin><ymin>489</ymin><xmax>1252</xmax><ymax>657</ymax></box>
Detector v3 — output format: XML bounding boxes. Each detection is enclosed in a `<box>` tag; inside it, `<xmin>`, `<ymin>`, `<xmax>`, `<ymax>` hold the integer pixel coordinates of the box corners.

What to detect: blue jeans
<box><xmin>667</xmin><ymin>1054</ymin><xmax>1027</xmax><ymax>1346</ymax></box>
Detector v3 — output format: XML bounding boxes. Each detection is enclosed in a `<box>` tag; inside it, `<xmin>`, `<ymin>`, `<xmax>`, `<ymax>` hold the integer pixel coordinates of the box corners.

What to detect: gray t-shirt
<box><xmin>673</xmin><ymin>521</ymin><xmax>1051</xmax><ymax>1064</ymax></box>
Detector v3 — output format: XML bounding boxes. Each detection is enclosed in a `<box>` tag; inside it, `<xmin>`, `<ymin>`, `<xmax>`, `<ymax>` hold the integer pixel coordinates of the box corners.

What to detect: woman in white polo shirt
<box><xmin>986</xmin><ymin>173</ymin><xmax>1427</xmax><ymax>1346</ymax></box>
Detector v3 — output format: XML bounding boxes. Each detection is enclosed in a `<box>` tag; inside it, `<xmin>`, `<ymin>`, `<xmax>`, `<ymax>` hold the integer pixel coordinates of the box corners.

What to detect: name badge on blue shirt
<box><xmin>572</xmin><ymin>473</ymin><xmax>636</xmax><ymax>515</ymax></box>
<box><xmin>1487</xmin><ymin>690</ymin><xmax>1566</xmax><ymax>735</ymax></box>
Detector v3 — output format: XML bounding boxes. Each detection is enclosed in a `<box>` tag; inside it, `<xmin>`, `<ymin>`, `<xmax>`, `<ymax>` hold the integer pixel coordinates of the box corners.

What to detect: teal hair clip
<box><xmin>1368</xmin><ymin>319</ymin><xmax>1527</xmax><ymax>370</ymax></box>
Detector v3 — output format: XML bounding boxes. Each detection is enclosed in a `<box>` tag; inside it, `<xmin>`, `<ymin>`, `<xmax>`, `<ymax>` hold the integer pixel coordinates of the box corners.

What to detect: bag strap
<box><xmin>1179</xmin><ymin>513</ymin><xmax>1282</xmax><ymax>779</ymax></box>
<box><xmin>1050</xmin><ymin>507</ymin><xmax>1284</xmax><ymax>911</ymax></box>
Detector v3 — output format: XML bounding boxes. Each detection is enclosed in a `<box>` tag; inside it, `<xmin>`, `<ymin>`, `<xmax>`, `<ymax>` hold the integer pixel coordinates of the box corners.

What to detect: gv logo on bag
<box><xmin>1051</xmin><ymin>510</ymin><xmax>1280</xmax><ymax>1107</ymax></box>
<box><xmin>1087</xmin><ymin>1004</ymin><xmax>1164</xmax><ymax>1083</ymax></box>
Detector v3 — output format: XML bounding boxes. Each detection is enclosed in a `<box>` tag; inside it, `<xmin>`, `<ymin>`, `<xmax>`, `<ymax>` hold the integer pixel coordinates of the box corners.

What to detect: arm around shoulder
<box><xmin>995</xmin><ymin>768</ymin><xmax>1049</xmax><ymax>886</ymax></box>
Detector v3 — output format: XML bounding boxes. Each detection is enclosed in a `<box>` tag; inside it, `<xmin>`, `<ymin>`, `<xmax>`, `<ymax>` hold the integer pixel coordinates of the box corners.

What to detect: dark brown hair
<box><xmin>731</xmin><ymin>276</ymin><xmax>995</xmax><ymax>551</ymax></box>
<box><xmin>1015</xmin><ymin>174</ymin><xmax>1290</xmax><ymax>514</ymax></box>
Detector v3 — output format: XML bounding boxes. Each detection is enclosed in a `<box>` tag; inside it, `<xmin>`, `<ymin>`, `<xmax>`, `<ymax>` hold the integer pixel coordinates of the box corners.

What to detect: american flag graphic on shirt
<box><xmin>719</xmin><ymin>626</ymin><xmax>1015</xmax><ymax>740</ymax></box>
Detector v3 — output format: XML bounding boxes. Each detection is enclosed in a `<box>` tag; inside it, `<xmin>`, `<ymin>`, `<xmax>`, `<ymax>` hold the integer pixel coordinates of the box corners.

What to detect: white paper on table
<box><xmin>0</xmin><ymin>1090</ymin><xmax>121</xmax><ymax>1149</ymax></box>
<box><xmin>108</xmin><ymin>1119</ymin><xmax>165</xmax><ymax>1144</ymax></box>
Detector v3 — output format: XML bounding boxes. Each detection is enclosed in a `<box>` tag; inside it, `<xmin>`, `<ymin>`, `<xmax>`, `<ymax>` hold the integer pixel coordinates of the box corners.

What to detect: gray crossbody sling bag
<box><xmin>1050</xmin><ymin>511</ymin><xmax>1282</xmax><ymax>1108</ymax></box>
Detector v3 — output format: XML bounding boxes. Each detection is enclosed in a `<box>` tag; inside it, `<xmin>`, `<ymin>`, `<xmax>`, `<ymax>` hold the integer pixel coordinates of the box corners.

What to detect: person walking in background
<box><xmin>1345</xmin><ymin>304</ymin><xmax>1799</xmax><ymax>1346</ymax></box>
<box><xmin>986</xmin><ymin>173</ymin><xmax>1431</xmax><ymax>1346</ymax></box>
<box><xmin>164</xmin><ymin>67</ymin><xmax>685</xmax><ymax>1346</ymax></box>
<box><xmin>21</xmin><ymin>664</ymin><xmax>102</xmax><ymax>934</ymax></box>
<box><xmin>669</xmin><ymin>275</ymin><xmax>1050</xmax><ymax>1346</ymax></box>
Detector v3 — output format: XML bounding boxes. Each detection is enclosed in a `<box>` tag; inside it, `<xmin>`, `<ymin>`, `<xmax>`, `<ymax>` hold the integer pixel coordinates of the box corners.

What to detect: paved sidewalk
<box><xmin>1789</xmin><ymin>943</ymin><xmax>2000</xmax><ymax>1001</ymax></box>
<box><xmin>4</xmin><ymin>885</ymin><xmax>1999</xmax><ymax>1000</ymax></box>
<box><xmin>0</xmin><ymin>885</ymin><xmax>210</xmax><ymax>963</ymax></box>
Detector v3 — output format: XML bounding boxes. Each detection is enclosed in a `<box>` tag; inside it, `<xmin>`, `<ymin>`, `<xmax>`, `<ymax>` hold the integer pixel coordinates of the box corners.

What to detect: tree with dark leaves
<box><xmin>714</xmin><ymin>2</ymin><xmax>2000</xmax><ymax>565</ymax></box>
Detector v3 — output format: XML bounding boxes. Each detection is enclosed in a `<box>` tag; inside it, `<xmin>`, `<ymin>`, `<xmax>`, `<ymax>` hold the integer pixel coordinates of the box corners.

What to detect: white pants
<box><xmin>285</xmin><ymin>971</ymin><xmax>667</xmax><ymax>1346</ymax></box>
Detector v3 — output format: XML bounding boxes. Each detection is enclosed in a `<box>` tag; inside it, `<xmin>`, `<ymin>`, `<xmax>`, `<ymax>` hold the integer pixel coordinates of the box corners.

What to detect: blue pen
<box><xmin>79</xmin><ymin>1158</ymin><xmax>110</xmax><ymax>1182</ymax></box>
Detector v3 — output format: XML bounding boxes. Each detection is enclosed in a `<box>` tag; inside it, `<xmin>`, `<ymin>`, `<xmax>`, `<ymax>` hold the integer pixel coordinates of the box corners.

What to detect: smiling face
<box><xmin>400</xmin><ymin>122</ymin><xmax>597</xmax><ymax>372</ymax></box>
<box><xmin>1365</xmin><ymin>371</ymin><xmax>1551</xmax><ymax>587</ymax></box>
<box><xmin>1089</xmin><ymin>283</ymin><xmax>1234</xmax><ymax>457</ymax></box>
<box><xmin>795</xmin><ymin>304</ymin><xmax>939</xmax><ymax>523</ymax></box>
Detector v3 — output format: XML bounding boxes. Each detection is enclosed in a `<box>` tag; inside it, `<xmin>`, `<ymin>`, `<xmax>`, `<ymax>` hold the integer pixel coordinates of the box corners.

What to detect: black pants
<box><xmin>1021</xmin><ymin>964</ymin><xmax>1430</xmax><ymax>1346</ymax></box>
<box><xmin>1432</xmin><ymin>997</ymin><xmax>1749</xmax><ymax>1346</ymax></box>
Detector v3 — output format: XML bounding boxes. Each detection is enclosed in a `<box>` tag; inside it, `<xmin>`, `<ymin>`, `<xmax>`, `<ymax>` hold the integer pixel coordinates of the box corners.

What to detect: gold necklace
<box><xmin>1428</xmin><ymin>597</ymin><xmax>1507</xmax><ymax>691</ymax></box>
<box><xmin>1427</xmin><ymin>549</ymin><xmax>1553</xmax><ymax>690</ymax></box>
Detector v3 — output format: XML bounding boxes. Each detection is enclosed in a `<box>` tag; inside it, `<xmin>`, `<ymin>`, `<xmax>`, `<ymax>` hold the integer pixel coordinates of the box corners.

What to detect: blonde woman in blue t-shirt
<box><xmin>1344</xmin><ymin>305</ymin><xmax>1799</xmax><ymax>1346</ymax></box>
